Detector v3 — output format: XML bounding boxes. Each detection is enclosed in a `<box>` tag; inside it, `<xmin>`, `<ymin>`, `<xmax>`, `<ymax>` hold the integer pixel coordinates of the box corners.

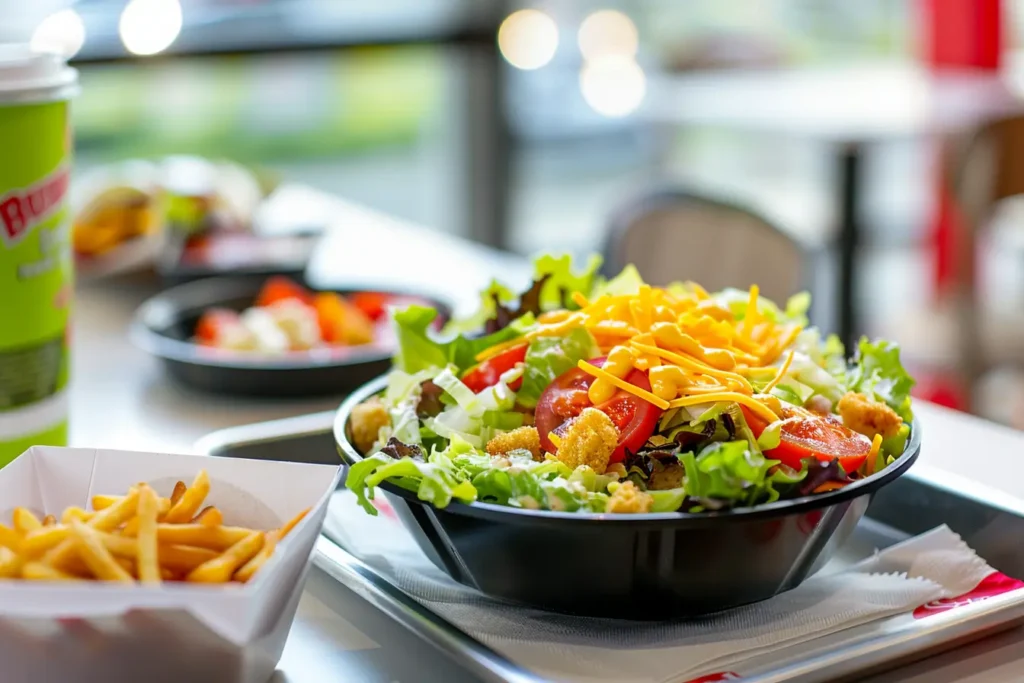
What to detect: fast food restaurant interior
<box><xmin>5</xmin><ymin>1</ymin><xmax>1024</xmax><ymax>682</ymax></box>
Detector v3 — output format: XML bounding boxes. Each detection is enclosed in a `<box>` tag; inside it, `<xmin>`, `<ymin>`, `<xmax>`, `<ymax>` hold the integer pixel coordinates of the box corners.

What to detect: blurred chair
<box><xmin>602</xmin><ymin>189</ymin><xmax>806</xmax><ymax>304</ymax></box>
<box><xmin>663</xmin><ymin>33</ymin><xmax>786</xmax><ymax>73</ymax></box>
<box><xmin>948</xmin><ymin>115</ymin><xmax>1024</xmax><ymax>403</ymax></box>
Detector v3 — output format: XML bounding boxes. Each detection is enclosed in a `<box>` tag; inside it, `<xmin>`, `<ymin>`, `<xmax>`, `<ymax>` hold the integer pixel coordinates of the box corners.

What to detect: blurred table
<box><xmin>644</xmin><ymin>63</ymin><xmax>1024</xmax><ymax>350</ymax></box>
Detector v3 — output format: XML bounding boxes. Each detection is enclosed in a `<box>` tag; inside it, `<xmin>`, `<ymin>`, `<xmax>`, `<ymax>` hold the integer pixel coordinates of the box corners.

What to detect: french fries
<box><xmin>61</xmin><ymin>507</ymin><xmax>92</xmax><ymax>524</ymax></box>
<box><xmin>163</xmin><ymin>470</ymin><xmax>210</xmax><ymax>524</ymax></box>
<box><xmin>187</xmin><ymin>531</ymin><xmax>264</xmax><ymax>583</ymax></box>
<box><xmin>70</xmin><ymin>521</ymin><xmax>133</xmax><ymax>583</ymax></box>
<box><xmin>13</xmin><ymin>508</ymin><xmax>42</xmax><ymax>534</ymax></box>
<box><xmin>234</xmin><ymin>507</ymin><xmax>309</xmax><ymax>583</ymax></box>
<box><xmin>170</xmin><ymin>481</ymin><xmax>187</xmax><ymax>506</ymax></box>
<box><xmin>136</xmin><ymin>485</ymin><xmax>160</xmax><ymax>585</ymax></box>
<box><xmin>0</xmin><ymin>470</ymin><xmax>305</xmax><ymax>585</ymax></box>
<box><xmin>193</xmin><ymin>506</ymin><xmax>223</xmax><ymax>528</ymax></box>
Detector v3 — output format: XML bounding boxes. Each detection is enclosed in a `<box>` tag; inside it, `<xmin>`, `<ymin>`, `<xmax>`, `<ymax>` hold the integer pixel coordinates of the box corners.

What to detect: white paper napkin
<box><xmin>323</xmin><ymin>492</ymin><xmax>995</xmax><ymax>683</ymax></box>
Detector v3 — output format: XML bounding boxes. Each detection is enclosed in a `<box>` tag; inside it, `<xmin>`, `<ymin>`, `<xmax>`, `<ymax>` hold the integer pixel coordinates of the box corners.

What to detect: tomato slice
<box><xmin>461</xmin><ymin>343</ymin><xmax>528</xmax><ymax>393</ymax></box>
<box><xmin>741</xmin><ymin>405</ymin><xmax>872</xmax><ymax>473</ymax></box>
<box><xmin>535</xmin><ymin>357</ymin><xmax>663</xmax><ymax>463</ymax></box>
<box><xmin>256</xmin><ymin>276</ymin><xmax>314</xmax><ymax>308</ymax></box>
<box><xmin>195</xmin><ymin>308</ymin><xmax>243</xmax><ymax>346</ymax></box>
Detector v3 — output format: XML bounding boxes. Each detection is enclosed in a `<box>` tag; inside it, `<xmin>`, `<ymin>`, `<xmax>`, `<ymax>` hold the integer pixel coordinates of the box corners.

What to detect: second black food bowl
<box><xmin>132</xmin><ymin>277</ymin><xmax>449</xmax><ymax>397</ymax></box>
<box><xmin>335</xmin><ymin>377</ymin><xmax>921</xmax><ymax>619</ymax></box>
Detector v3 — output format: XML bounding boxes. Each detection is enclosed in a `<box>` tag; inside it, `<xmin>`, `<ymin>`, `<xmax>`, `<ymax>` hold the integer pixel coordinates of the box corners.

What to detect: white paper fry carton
<box><xmin>0</xmin><ymin>446</ymin><xmax>341</xmax><ymax>683</ymax></box>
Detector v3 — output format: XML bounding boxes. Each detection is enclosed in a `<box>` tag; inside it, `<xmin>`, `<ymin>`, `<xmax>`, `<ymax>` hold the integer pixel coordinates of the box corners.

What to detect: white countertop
<box><xmin>66</xmin><ymin>196</ymin><xmax>1024</xmax><ymax>682</ymax></box>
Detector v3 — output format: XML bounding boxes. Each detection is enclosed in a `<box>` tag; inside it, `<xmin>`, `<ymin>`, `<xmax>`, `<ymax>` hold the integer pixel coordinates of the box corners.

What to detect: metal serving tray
<box><xmin>197</xmin><ymin>411</ymin><xmax>1024</xmax><ymax>683</ymax></box>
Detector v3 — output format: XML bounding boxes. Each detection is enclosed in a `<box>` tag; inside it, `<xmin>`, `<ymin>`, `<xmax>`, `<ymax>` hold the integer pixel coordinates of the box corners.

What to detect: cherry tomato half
<box><xmin>349</xmin><ymin>292</ymin><xmax>391</xmax><ymax>322</ymax></box>
<box><xmin>535</xmin><ymin>357</ymin><xmax>663</xmax><ymax>464</ymax></box>
<box><xmin>461</xmin><ymin>343</ymin><xmax>528</xmax><ymax>393</ymax></box>
<box><xmin>741</xmin><ymin>406</ymin><xmax>872</xmax><ymax>473</ymax></box>
<box><xmin>256</xmin><ymin>276</ymin><xmax>314</xmax><ymax>308</ymax></box>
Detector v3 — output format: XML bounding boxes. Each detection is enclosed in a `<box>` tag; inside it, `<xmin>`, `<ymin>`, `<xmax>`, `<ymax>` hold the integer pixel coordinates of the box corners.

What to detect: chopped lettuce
<box><xmin>649</xmin><ymin>488</ymin><xmax>686</xmax><ymax>512</ymax></box>
<box><xmin>421</xmin><ymin>364</ymin><xmax>522</xmax><ymax>447</ymax></box>
<box><xmin>392</xmin><ymin>306</ymin><xmax>449</xmax><ymax>374</ymax></box>
<box><xmin>381</xmin><ymin>369</ymin><xmax>438</xmax><ymax>446</ymax></box>
<box><xmin>567</xmin><ymin>465</ymin><xmax>620</xmax><ymax>493</ymax></box>
<box><xmin>442</xmin><ymin>254</ymin><xmax>603</xmax><ymax>338</ymax></box>
<box><xmin>391</xmin><ymin>305</ymin><xmax>535</xmax><ymax>374</ymax></box>
<box><xmin>517</xmin><ymin>328</ymin><xmax>599</xmax><ymax>408</ymax></box>
<box><xmin>788</xmin><ymin>353</ymin><xmax>846</xmax><ymax>403</ymax></box>
<box><xmin>756</xmin><ymin>420</ymin><xmax>784</xmax><ymax>451</ymax></box>
<box><xmin>709</xmin><ymin>288</ymin><xmax>810</xmax><ymax>325</ymax></box>
<box><xmin>347</xmin><ymin>435</ymin><xmax>481</xmax><ymax>515</ymax></box>
<box><xmin>442</xmin><ymin>280</ymin><xmax>517</xmax><ymax>336</ymax></box>
<box><xmin>847</xmin><ymin>338</ymin><xmax>915</xmax><ymax>421</ymax></box>
<box><xmin>467</xmin><ymin>452</ymin><xmax>601</xmax><ymax>512</ymax></box>
<box><xmin>758</xmin><ymin>350</ymin><xmax>845</xmax><ymax>406</ymax></box>
<box><xmin>771</xmin><ymin>383</ymin><xmax>809</xmax><ymax>407</ymax></box>
<box><xmin>783</xmin><ymin>292</ymin><xmax>812</xmax><ymax>326</ymax></box>
<box><xmin>794</xmin><ymin>328</ymin><xmax>847</xmax><ymax>379</ymax></box>
<box><xmin>482</xmin><ymin>411</ymin><xmax>524</xmax><ymax>430</ymax></box>
<box><xmin>680</xmin><ymin>440</ymin><xmax>807</xmax><ymax>507</ymax></box>
<box><xmin>591</xmin><ymin>264</ymin><xmax>644</xmax><ymax>298</ymax></box>
<box><xmin>881</xmin><ymin>422</ymin><xmax>911</xmax><ymax>458</ymax></box>
<box><xmin>432</xmin><ymin>367</ymin><xmax>482</xmax><ymax>415</ymax></box>
<box><xmin>532</xmin><ymin>253</ymin><xmax>604</xmax><ymax>310</ymax></box>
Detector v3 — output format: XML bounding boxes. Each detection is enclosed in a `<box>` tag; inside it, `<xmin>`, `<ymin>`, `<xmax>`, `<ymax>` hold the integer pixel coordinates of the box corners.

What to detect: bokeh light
<box><xmin>580</xmin><ymin>55</ymin><xmax>646</xmax><ymax>118</ymax></box>
<box><xmin>578</xmin><ymin>10</ymin><xmax>638</xmax><ymax>61</ymax></box>
<box><xmin>119</xmin><ymin>0</ymin><xmax>183</xmax><ymax>56</ymax></box>
<box><xmin>30</xmin><ymin>9</ymin><xmax>86</xmax><ymax>58</ymax></box>
<box><xmin>497</xmin><ymin>9</ymin><xmax>559</xmax><ymax>71</ymax></box>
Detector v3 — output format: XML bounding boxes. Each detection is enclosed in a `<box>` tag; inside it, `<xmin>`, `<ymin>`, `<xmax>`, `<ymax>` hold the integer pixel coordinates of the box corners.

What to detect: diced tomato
<box><xmin>741</xmin><ymin>405</ymin><xmax>872</xmax><ymax>473</ymax></box>
<box><xmin>256</xmin><ymin>276</ymin><xmax>314</xmax><ymax>308</ymax></box>
<box><xmin>314</xmin><ymin>292</ymin><xmax>375</xmax><ymax>346</ymax></box>
<box><xmin>195</xmin><ymin>308</ymin><xmax>243</xmax><ymax>346</ymax></box>
<box><xmin>461</xmin><ymin>343</ymin><xmax>528</xmax><ymax>393</ymax></box>
<box><xmin>349</xmin><ymin>292</ymin><xmax>391</xmax><ymax>321</ymax></box>
<box><xmin>535</xmin><ymin>357</ymin><xmax>663</xmax><ymax>463</ymax></box>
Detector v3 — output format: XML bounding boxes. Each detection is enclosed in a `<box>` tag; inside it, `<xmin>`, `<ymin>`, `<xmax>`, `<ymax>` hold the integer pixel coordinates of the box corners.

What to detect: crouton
<box><xmin>350</xmin><ymin>397</ymin><xmax>390</xmax><ymax>453</ymax></box>
<box><xmin>605</xmin><ymin>481</ymin><xmax>654</xmax><ymax>514</ymax></box>
<box><xmin>486</xmin><ymin>426</ymin><xmax>541</xmax><ymax>459</ymax></box>
<box><xmin>554</xmin><ymin>407</ymin><xmax>618</xmax><ymax>475</ymax></box>
<box><xmin>837</xmin><ymin>392</ymin><xmax>902</xmax><ymax>439</ymax></box>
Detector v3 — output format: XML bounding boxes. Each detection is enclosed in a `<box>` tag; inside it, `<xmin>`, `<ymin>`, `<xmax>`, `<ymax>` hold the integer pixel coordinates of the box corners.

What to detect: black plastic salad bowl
<box><xmin>335</xmin><ymin>375</ymin><xmax>921</xmax><ymax>620</ymax></box>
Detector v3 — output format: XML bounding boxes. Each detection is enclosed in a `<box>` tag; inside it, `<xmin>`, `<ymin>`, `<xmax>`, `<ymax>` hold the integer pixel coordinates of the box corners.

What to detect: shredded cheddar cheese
<box><xmin>668</xmin><ymin>392</ymin><xmax>779</xmax><ymax>424</ymax></box>
<box><xmin>762</xmin><ymin>351</ymin><xmax>795</xmax><ymax>395</ymax></box>
<box><xmin>577</xmin><ymin>360</ymin><xmax>671</xmax><ymax>410</ymax></box>
<box><xmin>744</xmin><ymin>284</ymin><xmax>760</xmax><ymax>335</ymax></box>
<box><xmin>478</xmin><ymin>279</ymin><xmax>807</xmax><ymax>420</ymax></box>
<box><xmin>571</xmin><ymin>291</ymin><xmax>590</xmax><ymax>309</ymax></box>
<box><xmin>631</xmin><ymin>343</ymin><xmax>753</xmax><ymax>394</ymax></box>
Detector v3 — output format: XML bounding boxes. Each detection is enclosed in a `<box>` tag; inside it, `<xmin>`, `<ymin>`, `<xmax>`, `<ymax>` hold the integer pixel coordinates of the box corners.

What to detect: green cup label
<box><xmin>0</xmin><ymin>99</ymin><xmax>73</xmax><ymax>463</ymax></box>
